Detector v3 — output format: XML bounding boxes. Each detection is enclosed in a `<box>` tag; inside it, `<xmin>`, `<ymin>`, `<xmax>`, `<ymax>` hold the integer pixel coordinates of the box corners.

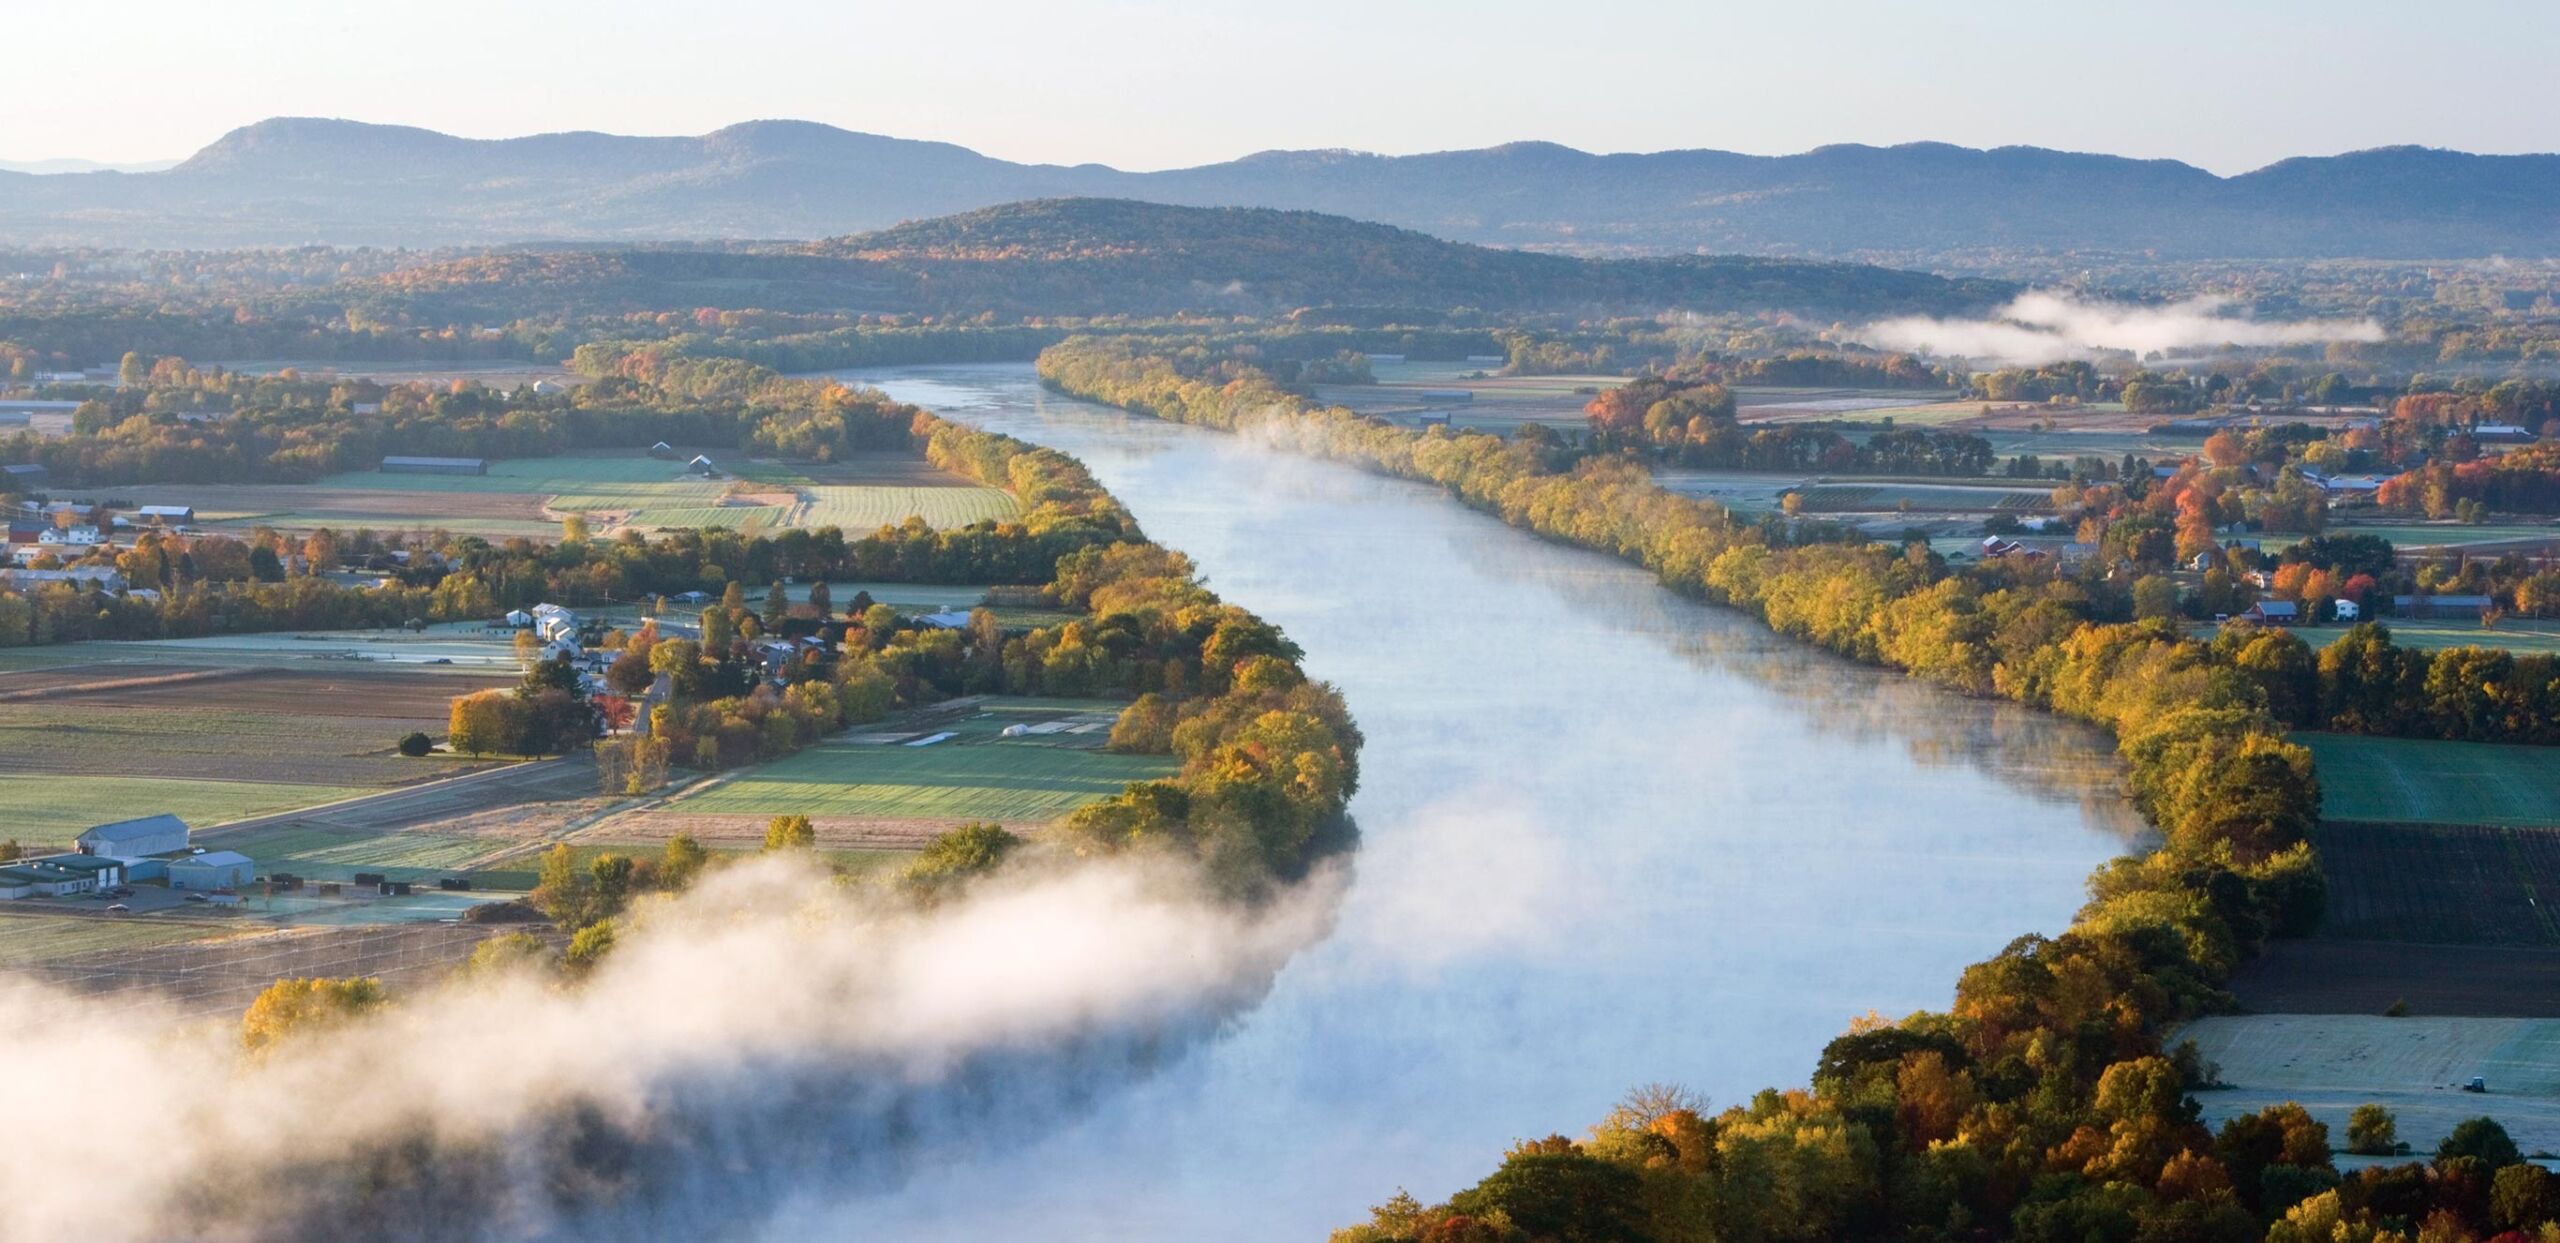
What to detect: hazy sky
<box><xmin>9</xmin><ymin>0</ymin><xmax>2556</xmax><ymax>173</ymax></box>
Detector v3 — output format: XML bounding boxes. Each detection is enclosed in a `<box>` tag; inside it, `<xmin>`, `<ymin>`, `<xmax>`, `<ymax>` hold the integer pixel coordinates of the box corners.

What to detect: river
<box><xmin>784</xmin><ymin>363</ymin><xmax>2142</xmax><ymax>1238</ymax></box>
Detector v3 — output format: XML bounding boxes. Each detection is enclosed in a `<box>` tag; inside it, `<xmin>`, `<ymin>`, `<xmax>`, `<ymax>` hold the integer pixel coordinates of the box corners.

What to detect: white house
<box><xmin>38</xmin><ymin>524</ymin><xmax>101</xmax><ymax>546</ymax></box>
<box><xmin>2335</xmin><ymin>598</ymin><xmax>2363</xmax><ymax>621</ymax></box>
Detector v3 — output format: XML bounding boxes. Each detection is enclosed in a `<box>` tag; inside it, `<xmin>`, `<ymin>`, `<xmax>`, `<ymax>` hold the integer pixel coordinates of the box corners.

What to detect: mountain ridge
<box><xmin>6</xmin><ymin>117</ymin><xmax>2556</xmax><ymax>258</ymax></box>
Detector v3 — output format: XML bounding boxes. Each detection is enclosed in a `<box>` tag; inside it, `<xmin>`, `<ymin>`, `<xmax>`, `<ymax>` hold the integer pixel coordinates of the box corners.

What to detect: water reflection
<box><xmin>769</xmin><ymin>364</ymin><xmax>2137</xmax><ymax>1240</ymax></box>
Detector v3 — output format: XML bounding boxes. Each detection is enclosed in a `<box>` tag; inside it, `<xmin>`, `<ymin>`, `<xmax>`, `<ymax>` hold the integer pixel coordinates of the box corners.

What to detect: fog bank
<box><xmin>1852</xmin><ymin>290</ymin><xmax>2384</xmax><ymax>364</ymax></box>
<box><xmin>0</xmin><ymin>854</ymin><xmax>1343</xmax><ymax>1242</ymax></box>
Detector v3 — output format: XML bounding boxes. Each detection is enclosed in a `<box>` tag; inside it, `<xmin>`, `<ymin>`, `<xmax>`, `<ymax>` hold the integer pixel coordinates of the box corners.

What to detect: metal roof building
<box><xmin>76</xmin><ymin>814</ymin><xmax>191</xmax><ymax>860</ymax></box>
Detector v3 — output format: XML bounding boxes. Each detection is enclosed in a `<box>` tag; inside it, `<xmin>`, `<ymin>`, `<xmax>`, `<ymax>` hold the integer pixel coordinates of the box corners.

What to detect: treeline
<box><xmin>0</xmin><ymin>352</ymin><xmax>903</xmax><ymax>487</ymax></box>
<box><xmin>1032</xmin><ymin>334</ymin><xmax>2556</xmax><ymax>1241</ymax></box>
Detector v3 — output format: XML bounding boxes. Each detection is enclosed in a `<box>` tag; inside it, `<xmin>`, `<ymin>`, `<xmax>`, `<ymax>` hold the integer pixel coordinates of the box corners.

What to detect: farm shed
<box><xmin>168</xmin><ymin>851</ymin><xmax>255</xmax><ymax>891</ymax></box>
<box><xmin>648</xmin><ymin>442</ymin><xmax>677</xmax><ymax>459</ymax></box>
<box><xmin>914</xmin><ymin>610</ymin><xmax>974</xmax><ymax>630</ymax></box>
<box><xmin>136</xmin><ymin>504</ymin><xmax>195</xmax><ymax>524</ymax></box>
<box><xmin>381</xmin><ymin>455</ymin><xmax>487</xmax><ymax>476</ymax></box>
<box><xmin>685</xmin><ymin>454</ymin><xmax>718</xmax><ymax>476</ymax></box>
<box><xmin>2</xmin><ymin>463</ymin><xmax>48</xmax><ymax>489</ymax></box>
<box><xmin>2242</xmin><ymin>600</ymin><xmax>2299</xmax><ymax>626</ymax></box>
<box><xmin>77</xmin><ymin>813</ymin><xmax>191</xmax><ymax>861</ymax></box>
<box><xmin>1415</xmin><ymin>389</ymin><xmax>1475</xmax><ymax>402</ymax></box>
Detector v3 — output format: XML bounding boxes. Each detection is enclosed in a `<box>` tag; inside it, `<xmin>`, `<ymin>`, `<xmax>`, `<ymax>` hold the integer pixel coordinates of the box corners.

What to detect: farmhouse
<box><xmin>78</xmin><ymin>813</ymin><xmax>192</xmax><ymax>860</ymax></box>
<box><xmin>37</xmin><ymin>524</ymin><xmax>101</xmax><ymax>546</ymax></box>
<box><xmin>167</xmin><ymin>851</ymin><xmax>255</xmax><ymax>891</ymax></box>
<box><xmin>2242</xmin><ymin>600</ymin><xmax>2299</xmax><ymax>626</ymax></box>
<box><xmin>381</xmin><ymin>455</ymin><xmax>487</xmax><ymax>476</ymax></box>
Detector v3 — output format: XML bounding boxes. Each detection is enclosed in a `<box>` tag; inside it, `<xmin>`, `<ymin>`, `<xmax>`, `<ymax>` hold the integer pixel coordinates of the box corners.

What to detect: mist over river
<box><xmin>783</xmin><ymin>363</ymin><xmax>2142</xmax><ymax>1239</ymax></box>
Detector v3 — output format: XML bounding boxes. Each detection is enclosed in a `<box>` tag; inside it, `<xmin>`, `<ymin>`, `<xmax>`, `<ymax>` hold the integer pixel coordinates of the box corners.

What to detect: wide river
<box><xmin>792</xmin><ymin>363</ymin><xmax>2141</xmax><ymax>1238</ymax></box>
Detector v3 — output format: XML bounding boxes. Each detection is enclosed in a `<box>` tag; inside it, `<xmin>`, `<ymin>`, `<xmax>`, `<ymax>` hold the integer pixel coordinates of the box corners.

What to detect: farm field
<box><xmin>2311</xmin><ymin>820</ymin><xmax>2560</xmax><ymax>946</ymax></box>
<box><xmin>123</xmin><ymin>449</ymin><xmax>1017</xmax><ymax>536</ymax></box>
<box><xmin>2232</xmin><ymin>938</ymin><xmax>2560</xmax><ymax>1017</ymax></box>
<box><xmin>0</xmin><ymin>911</ymin><xmax>252</xmax><ymax>967</ymax></box>
<box><xmin>2182</xmin><ymin>1015</ymin><xmax>2560</xmax><ymax>1159</ymax></box>
<box><xmin>0</xmin><ymin>775</ymin><xmax>368</xmax><ymax>845</ymax></box>
<box><xmin>12</xmin><ymin>921</ymin><xmax>519</xmax><ymax>1019</ymax></box>
<box><xmin>1310</xmin><ymin>371</ymin><xmax>1615</xmax><ymax>432</ymax></box>
<box><xmin>673</xmin><ymin>739</ymin><xmax>1173</xmax><ymax>824</ymax></box>
<box><xmin>2376</xmin><ymin>617</ymin><xmax>2560</xmax><ymax>656</ymax></box>
<box><xmin>2299</xmin><ymin>733</ymin><xmax>2560</xmax><ymax>827</ymax></box>
<box><xmin>0</xmin><ymin>662</ymin><xmax>504</xmax><ymax>839</ymax></box>
<box><xmin>1789</xmin><ymin>480</ymin><xmax>2056</xmax><ymax>514</ymax></box>
<box><xmin>199</xmin><ymin>823</ymin><xmax>508</xmax><ymax>883</ymax></box>
<box><xmin>314</xmin><ymin>449</ymin><xmax>1016</xmax><ymax>533</ymax></box>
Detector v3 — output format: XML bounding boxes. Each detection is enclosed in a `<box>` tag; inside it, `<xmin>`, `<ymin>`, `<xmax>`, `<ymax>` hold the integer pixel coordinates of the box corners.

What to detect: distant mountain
<box><xmin>0</xmin><ymin>157</ymin><xmax>179</xmax><ymax>175</ymax></box>
<box><xmin>3</xmin><ymin>117</ymin><xmax>2556</xmax><ymax>258</ymax></box>
<box><xmin>351</xmin><ymin>198</ymin><xmax>2014</xmax><ymax>320</ymax></box>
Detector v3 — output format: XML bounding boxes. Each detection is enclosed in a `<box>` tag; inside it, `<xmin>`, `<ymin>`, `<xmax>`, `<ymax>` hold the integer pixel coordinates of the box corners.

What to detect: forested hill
<box><xmin>354</xmin><ymin>199</ymin><xmax>2015</xmax><ymax>320</ymax></box>
<box><xmin>2</xmin><ymin>117</ymin><xmax>2557</xmax><ymax>258</ymax></box>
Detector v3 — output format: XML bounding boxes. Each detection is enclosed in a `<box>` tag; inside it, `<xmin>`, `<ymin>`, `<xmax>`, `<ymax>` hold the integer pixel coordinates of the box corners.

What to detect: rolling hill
<box><xmin>347</xmin><ymin>198</ymin><xmax>2016</xmax><ymax>320</ymax></box>
<box><xmin>2</xmin><ymin>118</ymin><xmax>2558</xmax><ymax>258</ymax></box>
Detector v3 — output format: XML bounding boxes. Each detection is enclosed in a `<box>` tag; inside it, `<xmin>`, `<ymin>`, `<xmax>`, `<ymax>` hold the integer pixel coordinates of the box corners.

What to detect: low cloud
<box><xmin>0</xmin><ymin>853</ymin><xmax>1345</xmax><ymax>1241</ymax></box>
<box><xmin>1851</xmin><ymin>290</ymin><xmax>2384</xmax><ymax>365</ymax></box>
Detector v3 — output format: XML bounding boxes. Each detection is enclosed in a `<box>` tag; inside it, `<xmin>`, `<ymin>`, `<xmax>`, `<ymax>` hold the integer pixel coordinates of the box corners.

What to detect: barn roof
<box><xmin>76</xmin><ymin>813</ymin><xmax>189</xmax><ymax>845</ymax></box>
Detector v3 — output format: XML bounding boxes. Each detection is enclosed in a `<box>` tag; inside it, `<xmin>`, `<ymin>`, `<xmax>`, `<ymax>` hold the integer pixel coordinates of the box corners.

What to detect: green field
<box><xmin>0</xmin><ymin>914</ymin><xmax>248</xmax><ymax>966</ymax></box>
<box><xmin>2316</xmin><ymin>523</ymin><xmax>2560</xmax><ymax>551</ymax></box>
<box><xmin>678</xmin><ymin>739</ymin><xmax>1178</xmax><ymax>825</ymax></box>
<box><xmin>1792</xmin><ymin>480</ymin><xmax>2056</xmax><ymax>513</ymax></box>
<box><xmin>2371</xmin><ymin>617</ymin><xmax>2560</xmax><ymax>656</ymax></box>
<box><xmin>2299</xmin><ymin>733</ymin><xmax>2560</xmax><ymax>826</ymax></box>
<box><xmin>0</xmin><ymin>775</ymin><xmax>367</xmax><ymax>844</ymax></box>
<box><xmin>310</xmin><ymin>452</ymin><xmax>1017</xmax><ymax>533</ymax></box>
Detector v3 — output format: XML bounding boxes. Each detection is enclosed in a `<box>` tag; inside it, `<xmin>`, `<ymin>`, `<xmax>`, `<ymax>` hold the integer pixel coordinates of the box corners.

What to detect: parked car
<box><xmin>105</xmin><ymin>904</ymin><xmax>129</xmax><ymax>913</ymax></box>
<box><xmin>185</xmin><ymin>893</ymin><xmax>208</xmax><ymax>903</ymax></box>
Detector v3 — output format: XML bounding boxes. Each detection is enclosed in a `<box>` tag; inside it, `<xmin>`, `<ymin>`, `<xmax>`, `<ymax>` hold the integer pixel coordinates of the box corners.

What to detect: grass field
<box><xmin>2299</xmin><ymin>733</ymin><xmax>2560</xmax><ymax>826</ymax></box>
<box><xmin>677</xmin><ymin>738</ymin><xmax>1176</xmax><ymax>825</ymax></box>
<box><xmin>0</xmin><ymin>774</ymin><xmax>368</xmax><ymax>843</ymax></box>
<box><xmin>2375</xmin><ymin>617</ymin><xmax>2560</xmax><ymax>656</ymax></box>
<box><xmin>2325</xmin><ymin>522</ymin><xmax>2560</xmax><ymax>550</ymax></box>
<box><xmin>305</xmin><ymin>450</ymin><xmax>1017</xmax><ymax>533</ymax></box>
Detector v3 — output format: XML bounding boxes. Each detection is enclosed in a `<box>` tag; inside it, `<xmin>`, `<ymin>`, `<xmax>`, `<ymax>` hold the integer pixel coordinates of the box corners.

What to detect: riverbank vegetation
<box><xmin>1038</xmin><ymin>334</ymin><xmax>2560</xmax><ymax>1242</ymax></box>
